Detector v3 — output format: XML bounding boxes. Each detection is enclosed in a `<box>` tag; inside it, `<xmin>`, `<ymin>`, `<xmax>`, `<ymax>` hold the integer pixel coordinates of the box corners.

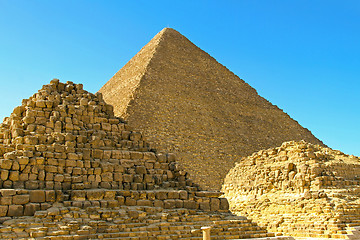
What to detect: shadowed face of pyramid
<box><xmin>99</xmin><ymin>28</ymin><xmax>324</xmax><ymax>190</ymax></box>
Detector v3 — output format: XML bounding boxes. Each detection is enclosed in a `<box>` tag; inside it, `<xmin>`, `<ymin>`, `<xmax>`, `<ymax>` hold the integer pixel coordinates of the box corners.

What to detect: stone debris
<box><xmin>99</xmin><ymin>27</ymin><xmax>324</xmax><ymax>191</ymax></box>
<box><xmin>0</xmin><ymin>79</ymin><xmax>274</xmax><ymax>239</ymax></box>
<box><xmin>223</xmin><ymin>140</ymin><xmax>360</xmax><ymax>239</ymax></box>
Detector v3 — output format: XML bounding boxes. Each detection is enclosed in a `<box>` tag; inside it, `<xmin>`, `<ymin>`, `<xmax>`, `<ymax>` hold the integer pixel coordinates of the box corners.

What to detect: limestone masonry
<box><xmin>223</xmin><ymin>140</ymin><xmax>360</xmax><ymax>239</ymax></box>
<box><xmin>99</xmin><ymin>28</ymin><xmax>324</xmax><ymax>190</ymax></box>
<box><xmin>0</xmin><ymin>79</ymin><xmax>275</xmax><ymax>239</ymax></box>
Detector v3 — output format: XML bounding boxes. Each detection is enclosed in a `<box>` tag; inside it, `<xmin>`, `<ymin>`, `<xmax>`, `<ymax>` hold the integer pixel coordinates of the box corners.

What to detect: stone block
<box><xmin>8</xmin><ymin>205</ymin><xmax>23</xmax><ymax>216</ymax></box>
<box><xmin>154</xmin><ymin>200</ymin><xmax>164</xmax><ymax>208</ymax></box>
<box><xmin>13</xmin><ymin>194</ymin><xmax>30</xmax><ymax>205</ymax></box>
<box><xmin>137</xmin><ymin>199</ymin><xmax>153</xmax><ymax>206</ymax></box>
<box><xmin>0</xmin><ymin>159</ymin><xmax>12</xmax><ymax>170</ymax></box>
<box><xmin>114</xmin><ymin>172</ymin><xmax>123</xmax><ymax>182</ymax></box>
<box><xmin>175</xmin><ymin>199</ymin><xmax>183</xmax><ymax>208</ymax></box>
<box><xmin>24</xmin><ymin>203</ymin><xmax>40</xmax><ymax>216</ymax></box>
<box><xmin>168</xmin><ymin>191</ymin><xmax>179</xmax><ymax>199</ymax></box>
<box><xmin>1</xmin><ymin>189</ymin><xmax>16</xmax><ymax>197</ymax></box>
<box><xmin>179</xmin><ymin>190</ymin><xmax>188</xmax><ymax>200</ymax></box>
<box><xmin>164</xmin><ymin>199</ymin><xmax>176</xmax><ymax>209</ymax></box>
<box><xmin>0</xmin><ymin>205</ymin><xmax>8</xmax><ymax>217</ymax></box>
<box><xmin>125</xmin><ymin>197</ymin><xmax>136</xmax><ymax>206</ymax></box>
<box><xmin>136</xmin><ymin>166</ymin><xmax>147</xmax><ymax>174</ymax></box>
<box><xmin>71</xmin><ymin>191</ymin><xmax>86</xmax><ymax>201</ymax></box>
<box><xmin>46</xmin><ymin>191</ymin><xmax>56</xmax><ymax>202</ymax></box>
<box><xmin>219</xmin><ymin>198</ymin><xmax>229</xmax><ymax>210</ymax></box>
<box><xmin>183</xmin><ymin>200</ymin><xmax>198</xmax><ymax>209</ymax></box>
<box><xmin>0</xmin><ymin>197</ymin><xmax>12</xmax><ymax>205</ymax></box>
<box><xmin>104</xmin><ymin>191</ymin><xmax>116</xmax><ymax>200</ymax></box>
<box><xmin>123</xmin><ymin>174</ymin><xmax>133</xmax><ymax>183</ymax></box>
<box><xmin>199</xmin><ymin>201</ymin><xmax>210</xmax><ymax>211</ymax></box>
<box><xmin>210</xmin><ymin>198</ymin><xmax>220</xmax><ymax>211</ymax></box>
<box><xmin>0</xmin><ymin>170</ymin><xmax>9</xmax><ymax>181</ymax></box>
<box><xmin>116</xmin><ymin>196</ymin><xmax>125</xmax><ymax>205</ymax></box>
<box><xmin>101</xmin><ymin>172</ymin><xmax>113</xmax><ymax>182</ymax></box>
<box><xmin>156</xmin><ymin>191</ymin><xmax>167</xmax><ymax>200</ymax></box>
<box><xmin>87</xmin><ymin>190</ymin><xmax>104</xmax><ymax>200</ymax></box>
<box><xmin>29</xmin><ymin>190</ymin><xmax>46</xmax><ymax>203</ymax></box>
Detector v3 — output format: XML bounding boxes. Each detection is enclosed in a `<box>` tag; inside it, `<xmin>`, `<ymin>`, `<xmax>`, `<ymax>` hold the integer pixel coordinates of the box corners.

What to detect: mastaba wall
<box><xmin>99</xmin><ymin>28</ymin><xmax>324</xmax><ymax>190</ymax></box>
<box><xmin>0</xmin><ymin>79</ymin><xmax>276</xmax><ymax>239</ymax></box>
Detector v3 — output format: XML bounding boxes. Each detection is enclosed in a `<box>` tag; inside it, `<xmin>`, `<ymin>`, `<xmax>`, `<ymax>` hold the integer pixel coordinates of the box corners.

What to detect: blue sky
<box><xmin>0</xmin><ymin>0</ymin><xmax>359</xmax><ymax>156</ymax></box>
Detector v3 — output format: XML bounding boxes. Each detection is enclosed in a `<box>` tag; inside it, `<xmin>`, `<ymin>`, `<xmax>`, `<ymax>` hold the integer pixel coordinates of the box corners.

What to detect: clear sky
<box><xmin>0</xmin><ymin>0</ymin><xmax>359</xmax><ymax>156</ymax></box>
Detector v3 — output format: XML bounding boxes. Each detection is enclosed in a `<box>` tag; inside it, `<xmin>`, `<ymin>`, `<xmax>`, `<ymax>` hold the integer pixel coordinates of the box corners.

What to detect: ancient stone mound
<box><xmin>0</xmin><ymin>79</ymin><xmax>274</xmax><ymax>239</ymax></box>
<box><xmin>99</xmin><ymin>27</ymin><xmax>324</xmax><ymax>190</ymax></box>
<box><xmin>222</xmin><ymin>140</ymin><xmax>360</xmax><ymax>239</ymax></box>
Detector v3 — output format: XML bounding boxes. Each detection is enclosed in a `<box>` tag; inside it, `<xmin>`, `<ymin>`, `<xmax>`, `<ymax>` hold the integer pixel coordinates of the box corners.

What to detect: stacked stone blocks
<box><xmin>0</xmin><ymin>79</ymin><xmax>272</xmax><ymax>239</ymax></box>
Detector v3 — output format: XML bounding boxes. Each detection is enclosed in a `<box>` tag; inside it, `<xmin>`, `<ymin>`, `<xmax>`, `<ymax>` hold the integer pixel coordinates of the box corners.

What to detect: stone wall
<box><xmin>223</xmin><ymin>140</ymin><xmax>360</xmax><ymax>238</ymax></box>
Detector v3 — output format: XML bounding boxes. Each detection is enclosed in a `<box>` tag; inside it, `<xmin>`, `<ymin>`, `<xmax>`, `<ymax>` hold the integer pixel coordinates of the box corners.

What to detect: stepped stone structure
<box><xmin>223</xmin><ymin>140</ymin><xmax>360</xmax><ymax>239</ymax></box>
<box><xmin>0</xmin><ymin>79</ymin><xmax>278</xmax><ymax>239</ymax></box>
<box><xmin>99</xmin><ymin>28</ymin><xmax>324</xmax><ymax>190</ymax></box>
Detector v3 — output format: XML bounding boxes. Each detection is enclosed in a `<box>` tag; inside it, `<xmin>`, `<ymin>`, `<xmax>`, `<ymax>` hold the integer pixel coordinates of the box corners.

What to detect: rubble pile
<box><xmin>223</xmin><ymin>140</ymin><xmax>360</xmax><ymax>238</ymax></box>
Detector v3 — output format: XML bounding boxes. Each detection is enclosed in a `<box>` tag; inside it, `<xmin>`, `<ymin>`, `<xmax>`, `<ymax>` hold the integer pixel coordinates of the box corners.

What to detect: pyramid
<box><xmin>223</xmin><ymin>140</ymin><xmax>360</xmax><ymax>238</ymax></box>
<box><xmin>0</xmin><ymin>79</ymin><xmax>278</xmax><ymax>239</ymax></box>
<box><xmin>99</xmin><ymin>28</ymin><xmax>324</xmax><ymax>190</ymax></box>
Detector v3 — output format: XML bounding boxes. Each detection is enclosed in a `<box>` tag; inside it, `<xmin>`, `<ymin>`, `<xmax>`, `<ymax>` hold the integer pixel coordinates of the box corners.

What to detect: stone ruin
<box><xmin>0</xmin><ymin>79</ymin><xmax>280</xmax><ymax>239</ymax></box>
<box><xmin>223</xmin><ymin>140</ymin><xmax>360</xmax><ymax>239</ymax></box>
<box><xmin>99</xmin><ymin>28</ymin><xmax>324</xmax><ymax>191</ymax></box>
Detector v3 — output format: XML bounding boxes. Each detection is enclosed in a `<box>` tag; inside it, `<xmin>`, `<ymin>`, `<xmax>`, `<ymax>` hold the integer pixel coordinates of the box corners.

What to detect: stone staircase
<box><xmin>0</xmin><ymin>203</ymin><xmax>274</xmax><ymax>239</ymax></box>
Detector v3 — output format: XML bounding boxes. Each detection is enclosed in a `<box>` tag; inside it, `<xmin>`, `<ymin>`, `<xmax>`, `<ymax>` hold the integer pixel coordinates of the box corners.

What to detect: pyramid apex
<box><xmin>158</xmin><ymin>27</ymin><xmax>182</xmax><ymax>37</ymax></box>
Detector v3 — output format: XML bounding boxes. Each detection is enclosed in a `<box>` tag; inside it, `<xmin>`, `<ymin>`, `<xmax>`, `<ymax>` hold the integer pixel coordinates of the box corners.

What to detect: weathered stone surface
<box><xmin>29</xmin><ymin>190</ymin><xmax>45</xmax><ymax>203</ymax></box>
<box><xmin>0</xmin><ymin>78</ymin><xmax>275</xmax><ymax>239</ymax></box>
<box><xmin>99</xmin><ymin>27</ymin><xmax>324</xmax><ymax>190</ymax></box>
<box><xmin>12</xmin><ymin>195</ymin><xmax>29</xmax><ymax>205</ymax></box>
<box><xmin>7</xmin><ymin>205</ymin><xmax>23</xmax><ymax>216</ymax></box>
<box><xmin>223</xmin><ymin>140</ymin><xmax>360</xmax><ymax>238</ymax></box>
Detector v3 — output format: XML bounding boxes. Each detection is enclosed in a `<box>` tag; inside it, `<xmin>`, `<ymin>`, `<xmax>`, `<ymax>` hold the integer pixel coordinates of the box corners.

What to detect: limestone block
<box><xmin>155</xmin><ymin>191</ymin><xmax>167</xmax><ymax>200</ymax></box>
<box><xmin>210</xmin><ymin>198</ymin><xmax>220</xmax><ymax>211</ymax></box>
<box><xmin>137</xmin><ymin>199</ymin><xmax>152</xmax><ymax>206</ymax></box>
<box><xmin>0</xmin><ymin>197</ymin><xmax>12</xmax><ymax>205</ymax></box>
<box><xmin>46</xmin><ymin>191</ymin><xmax>56</xmax><ymax>202</ymax></box>
<box><xmin>168</xmin><ymin>191</ymin><xmax>179</xmax><ymax>199</ymax></box>
<box><xmin>116</xmin><ymin>196</ymin><xmax>125</xmax><ymax>205</ymax></box>
<box><xmin>179</xmin><ymin>190</ymin><xmax>188</xmax><ymax>200</ymax></box>
<box><xmin>101</xmin><ymin>172</ymin><xmax>113</xmax><ymax>182</ymax></box>
<box><xmin>1</xmin><ymin>170</ymin><xmax>9</xmax><ymax>181</ymax></box>
<box><xmin>101</xmin><ymin>123</ymin><xmax>111</xmax><ymax>131</ymax></box>
<box><xmin>71</xmin><ymin>191</ymin><xmax>86</xmax><ymax>201</ymax></box>
<box><xmin>164</xmin><ymin>199</ymin><xmax>176</xmax><ymax>209</ymax></box>
<box><xmin>125</xmin><ymin>197</ymin><xmax>136</xmax><ymax>206</ymax></box>
<box><xmin>8</xmin><ymin>171</ymin><xmax>19</xmax><ymax>181</ymax></box>
<box><xmin>114</xmin><ymin>172</ymin><xmax>123</xmax><ymax>182</ymax></box>
<box><xmin>136</xmin><ymin>166</ymin><xmax>147</xmax><ymax>174</ymax></box>
<box><xmin>104</xmin><ymin>191</ymin><xmax>116</xmax><ymax>200</ymax></box>
<box><xmin>13</xmin><ymin>195</ymin><xmax>30</xmax><ymax>205</ymax></box>
<box><xmin>0</xmin><ymin>205</ymin><xmax>8</xmax><ymax>217</ymax></box>
<box><xmin>0</xmin><ymin>159</ymin><xmax>13</xmax><ymax>170</ymax></box>
<box><xmin>23</xmin><ymin>203</ymin><xmax>39</xmax><ymax>216</ymax></box>
<box><xmin>123</xmin><ymin>174</ymin><xmax>133</xmax><ymax>183</ymax></box>
<box><xmin>29</xmin><ymin>190</ymin><xmax>46</xmax><ymax>203</ymax></box>
<box><xmin>7</xmin><ymin>205</ymin><xmax>23</xmax><ymax>216</ymax></box>
<box><xmin>219</xmin><ymin>198</ymin><xmax>229</xmax><ymax>210</ymax></box>
<box><xmin>183</xmin><ymin>200</ymin><xmax>198</xmax><ymax>209</ymax></box>
<box><xmin>199</xmin><ymin>201</ymin><xmax>210</xmax><ymax>211</ymax></box>
<box><xmin>80</xmin><ymin>98</ymin><xmax>88</xmax><ymax>106</ymax></box>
